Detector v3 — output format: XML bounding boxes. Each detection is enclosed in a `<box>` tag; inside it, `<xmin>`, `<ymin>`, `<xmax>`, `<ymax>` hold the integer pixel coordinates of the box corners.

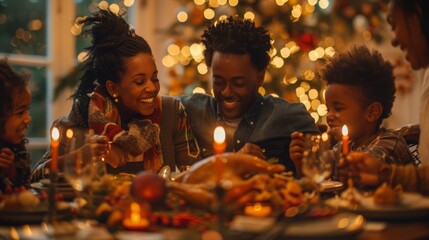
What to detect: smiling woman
<box><xmin>31</xmin><ymin>8</ymin><xmax>200</xmax><ymax>180</ymax></box>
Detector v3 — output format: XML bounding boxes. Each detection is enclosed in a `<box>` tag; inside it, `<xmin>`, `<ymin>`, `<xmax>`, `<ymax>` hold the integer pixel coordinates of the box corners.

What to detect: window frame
<box><xmin>0</xmin><ymin>0</ymin><xmax>76</xmax><ymax>151</ymax></box>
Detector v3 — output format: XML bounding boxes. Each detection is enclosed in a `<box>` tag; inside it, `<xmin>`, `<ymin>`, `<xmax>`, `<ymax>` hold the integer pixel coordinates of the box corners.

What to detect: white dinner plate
<box><xmin>31</xmin><ymin>182</ymin><xmax>76</xmax><ymax>201</ymax></box>
<box><xmin>229</xmin><ymin>212</ymin><xmax>364</xmax><ymax>239</ymax></box>
<box><xmin>39</xmin><ymin>178</ymin><xmax>73</xmax><ymax>188</ymax></box>
<box><xmin>325</xmin><ymin>192</ymin><xmax>429</xmax><ymax>220</ymax></box>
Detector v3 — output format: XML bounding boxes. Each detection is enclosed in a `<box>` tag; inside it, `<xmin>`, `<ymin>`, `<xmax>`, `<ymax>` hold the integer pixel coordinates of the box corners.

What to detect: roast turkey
<box><xmin>169</xmin><ymin>153</ymin><xmax>286</xmax><ymax>210</ymax></box>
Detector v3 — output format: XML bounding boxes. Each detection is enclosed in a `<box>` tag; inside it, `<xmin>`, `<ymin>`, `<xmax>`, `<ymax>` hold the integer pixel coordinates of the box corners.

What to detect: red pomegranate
<box><xmin>131</xmin><ymin>171</ymin><xmax>167</xmax><ymax>205</ymax></box>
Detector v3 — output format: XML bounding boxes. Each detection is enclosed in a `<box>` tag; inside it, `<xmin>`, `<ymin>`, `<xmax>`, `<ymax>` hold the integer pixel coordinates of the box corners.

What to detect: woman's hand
<box><xmin>90</xmin><ymin>135</ymin><xmax>110</xmax><ymax>158</ymax></box>
<box><xmin>78</xmin><ymin>135</ymin><xmax>110</xmax><ymax>160</ymax></box>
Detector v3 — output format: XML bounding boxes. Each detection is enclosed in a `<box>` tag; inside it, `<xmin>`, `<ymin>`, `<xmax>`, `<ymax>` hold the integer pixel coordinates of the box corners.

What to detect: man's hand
<box><xmin>237</xmin><ymin>143</ymin><xmax>265</xmax><ymax>159</ymax></box>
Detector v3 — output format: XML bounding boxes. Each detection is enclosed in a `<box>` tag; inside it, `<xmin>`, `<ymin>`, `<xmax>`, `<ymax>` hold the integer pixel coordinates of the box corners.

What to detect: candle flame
<box><xmin>342</xmin><ymin>125</ymin><xmax>348</xmax><ymax>136</ymax></box>
<box><xmin>321</xmin><ymin>132</ymin><xmax>329</xmax><ymax>142</ymax></box>
<box><xmin>130</xmin><ymin>202</ymin><xmax>140</xmax><ymax>212</ymax></box>
<box><xmin>10</xmin><ymin>227</ymin><xmax>19</xmax><ymax>239</ymax></box>
<box><xmin>214</xmin><ymin>126</ymin><xmax>225</xmax><ymax>144</ymax></box>
<box><xmin>51</xmin><ymin>127</ymin><xmax>60</xmax><ymax>141</ymax></box>
<box><xmin>66</xmin><ymin>129</ymin><xmax>73</xmax><ymax>139</ymax></box>
<box><xmin>23</xmin><ymin>225</ymin><xmax>32</xmax><ymax>237</ymax></box>
<box><xmin>254</xmin><ymin>203</ymin><xmax>262</xmax><ymax>211</ymax></box>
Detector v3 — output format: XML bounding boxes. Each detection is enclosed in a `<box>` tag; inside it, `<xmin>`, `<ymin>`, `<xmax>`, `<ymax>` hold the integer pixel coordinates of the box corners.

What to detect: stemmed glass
<box><xmin>62</xmin><ymin>152</ymin><xmax>96</xmax><ymax>192</ymax></box>
<box><xmin>63</xmin><ymin>131</ymin><xmax>108</xmax><ymax>192</ymax></box>
<box><xmin>302</xmin><ymin>133</ymin><xmax>333</xmax><ymax>195</ymax></box>
<box><xmin>62</xmin><ymin>131</ymin><xmax>103</xmax><ymax>213</ymax></box>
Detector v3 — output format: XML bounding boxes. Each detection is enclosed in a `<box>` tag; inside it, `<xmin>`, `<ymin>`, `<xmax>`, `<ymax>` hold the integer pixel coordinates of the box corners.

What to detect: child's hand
<box><xmin>289</xmin><ymin>132</ymin><xmax>305</xmax><ymax>177</ymax></box>
<box><xmin>0</xmin><ymin>148</ymin><xmax>15</xmax><ymax>170</ymax></box>
<box><xmin>289</xmin><ymin>132</ymin><xmax>305</xmax><ymax>163</ymax></box>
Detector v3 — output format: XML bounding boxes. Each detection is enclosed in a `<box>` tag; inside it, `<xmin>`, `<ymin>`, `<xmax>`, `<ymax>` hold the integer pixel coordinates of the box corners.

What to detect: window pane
<box><xmin>11</xmin><ymin>64</ymin><xmax>47</xmax><ymax>138</ymax></box>
<box><xmin>0</xmin><ymin>0</ymin><xmax>47</xmax><ymax>56</ymax></box>
<box><xmin>28</xmin><ymin>148</ymin><xmax>47</xmax><ymax>169</ymax></box>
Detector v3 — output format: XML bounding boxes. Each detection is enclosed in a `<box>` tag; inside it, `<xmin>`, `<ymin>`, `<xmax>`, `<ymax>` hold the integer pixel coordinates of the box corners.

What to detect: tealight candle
<box><xmin>122</xmin><ymin>202</ymin><xmax>149</xmax><ymax>231</ymax></box>
<box><xmin>50</xmin><ymin>127</ymin><xmax>60</xmax><ymax>173</ymax></box>
<box><xmin>244</xmin><ymin>203</ymin><xmax>272</xmax><ymax>218</ymax></box>
<box><xmin>213</xmin><ymin>126</ymin><xmax>226</xmax><ymax>184</ymax></box>
<box><xmin>342</xmin><ymin>125</ymin><xmax>349</xmax><ymax>155</ymax></box>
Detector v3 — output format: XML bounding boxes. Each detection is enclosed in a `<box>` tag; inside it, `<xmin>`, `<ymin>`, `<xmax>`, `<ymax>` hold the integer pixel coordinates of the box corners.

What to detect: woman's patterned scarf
<box><xmin>88</xmin><ymin>86</ymin><xmax>163</xmax><ymax>172</ymax></box>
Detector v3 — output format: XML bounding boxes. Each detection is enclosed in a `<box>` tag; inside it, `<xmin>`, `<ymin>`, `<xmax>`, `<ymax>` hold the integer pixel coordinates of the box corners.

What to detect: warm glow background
<box><xmin>0</xmin><ymin>0</ymin><xmax>422</xmax><ymax>165</ymax></box>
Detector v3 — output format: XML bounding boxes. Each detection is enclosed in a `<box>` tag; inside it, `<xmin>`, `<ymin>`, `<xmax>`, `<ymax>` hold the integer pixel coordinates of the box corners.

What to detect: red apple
<box><xmin>131</xmin><ymin>171</ymin><xmax>167</xmax><ymax>205</ymax></box>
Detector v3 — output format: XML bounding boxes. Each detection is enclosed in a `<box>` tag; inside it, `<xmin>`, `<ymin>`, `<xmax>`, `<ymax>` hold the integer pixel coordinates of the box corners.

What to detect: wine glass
<box><xmin>302</xmin><ymin>133</ymin><xmax>333</xmax><ymax>194</ymax></box>
<box><xmin>62</xmin><ymin>150</ymin><xmax>96</xmax><ymax>192</ymax></box>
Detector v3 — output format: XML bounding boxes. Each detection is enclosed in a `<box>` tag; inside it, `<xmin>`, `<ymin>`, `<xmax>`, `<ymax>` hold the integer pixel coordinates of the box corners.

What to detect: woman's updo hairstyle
<box><xmin>74</xmin><ymin>8</ymin><xmax>152</xmax><ymax>100</ymax></box>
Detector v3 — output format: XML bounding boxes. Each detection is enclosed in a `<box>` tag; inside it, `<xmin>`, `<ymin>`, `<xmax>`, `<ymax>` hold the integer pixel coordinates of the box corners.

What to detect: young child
<box><xmin>0</xmin><ymin>59</ymin><xmax>32</xmax><ymax>192</ymax></box>
<box><xmin>289</xmin><ymin>45</ymin><xmax>414</xmax><ymax>178</ymax></box>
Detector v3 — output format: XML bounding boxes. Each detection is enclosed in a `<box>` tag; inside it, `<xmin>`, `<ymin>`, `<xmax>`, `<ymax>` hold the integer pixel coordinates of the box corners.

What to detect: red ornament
<box><xmin>297</xmin><ymin>33</ymin><xmax>317</xmax><ymax>52</ymax></box>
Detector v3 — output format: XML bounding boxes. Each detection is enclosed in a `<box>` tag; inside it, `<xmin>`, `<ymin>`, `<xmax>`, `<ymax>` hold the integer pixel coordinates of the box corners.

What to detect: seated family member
<box><xmin>0</xmin><ymin>59</ymin><xmax>32</xmax><ymax>192</ymax></box>
<box><xmin>0</xmin><ymin>60</ymin><xmax>107</xmax><ymax>185</ymax></box>
<box><xmin>32</xmin><ymin>9</ymin><xmax>200</xmax><ymax>177</ymax></box>
<box><xmin>339</xmin><ymin>0</ymin><xmax>429</xmax><ymax>196</ymax></box>
<box><xmin>388</xmin><ymin>0</ymin><xmax>429</xmax><ymax>164</ymax></box>
<box><xmin>290</xmin><ymin>45</ymin><xmax>414</xmax><ymax>177</ymax></box>
<box><xmin>180</xmin><ymin>16</ymin><xmax>319</xmax><ymax>174</ymax></box>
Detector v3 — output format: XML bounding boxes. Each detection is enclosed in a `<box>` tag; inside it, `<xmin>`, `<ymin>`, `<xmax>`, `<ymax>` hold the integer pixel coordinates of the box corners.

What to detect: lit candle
<box><xmin>122</xmin><ymin>202</ymin><xmax>149</xmax><ymax>231</ymax></box>
<box><xmin>342</xmin><ymin>125</ymin><xmax>349</xmax><ymax>155</ymax></box>
<box><xmin>66</xmin><ymin>129</ymin><xmax>75</xmax><ymax>152</ymax></box>
<box><xmin>51</xmin><ymin>127</ymin><xmax>60</xmax><ymax>173</ymax></box>
<box><xmin>213</xmin><ymin>126</ymin><xmax>226</xmax><ymax>155</ymax></box>
<box><xmin>213</xmin><ymin>126</ymin><xmax>226</xmax><ymax>184</ymax></box>
<box><xmin>244</xmin><ymin>203</ymin><xmax>272</xmax><ymax>218</ymax></box>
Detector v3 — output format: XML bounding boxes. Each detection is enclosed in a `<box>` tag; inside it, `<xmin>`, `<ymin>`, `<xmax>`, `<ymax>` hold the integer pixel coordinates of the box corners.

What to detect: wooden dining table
<box><xmin>2</xmin><ymin>176</ymin><xmax>429</xmax><ymax>239</ymax></box>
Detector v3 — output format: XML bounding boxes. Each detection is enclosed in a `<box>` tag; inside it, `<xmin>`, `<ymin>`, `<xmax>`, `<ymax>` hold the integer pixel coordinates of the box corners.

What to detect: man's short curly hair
<box><xmin>201</xmin><ymin>16</ymin><xmax>272</xmax><ymax>71</ymax></box>
<box><xmin>320</xmin><ymin>45</ymin><xmax>395</xmax><ymax>122</ymax></box>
